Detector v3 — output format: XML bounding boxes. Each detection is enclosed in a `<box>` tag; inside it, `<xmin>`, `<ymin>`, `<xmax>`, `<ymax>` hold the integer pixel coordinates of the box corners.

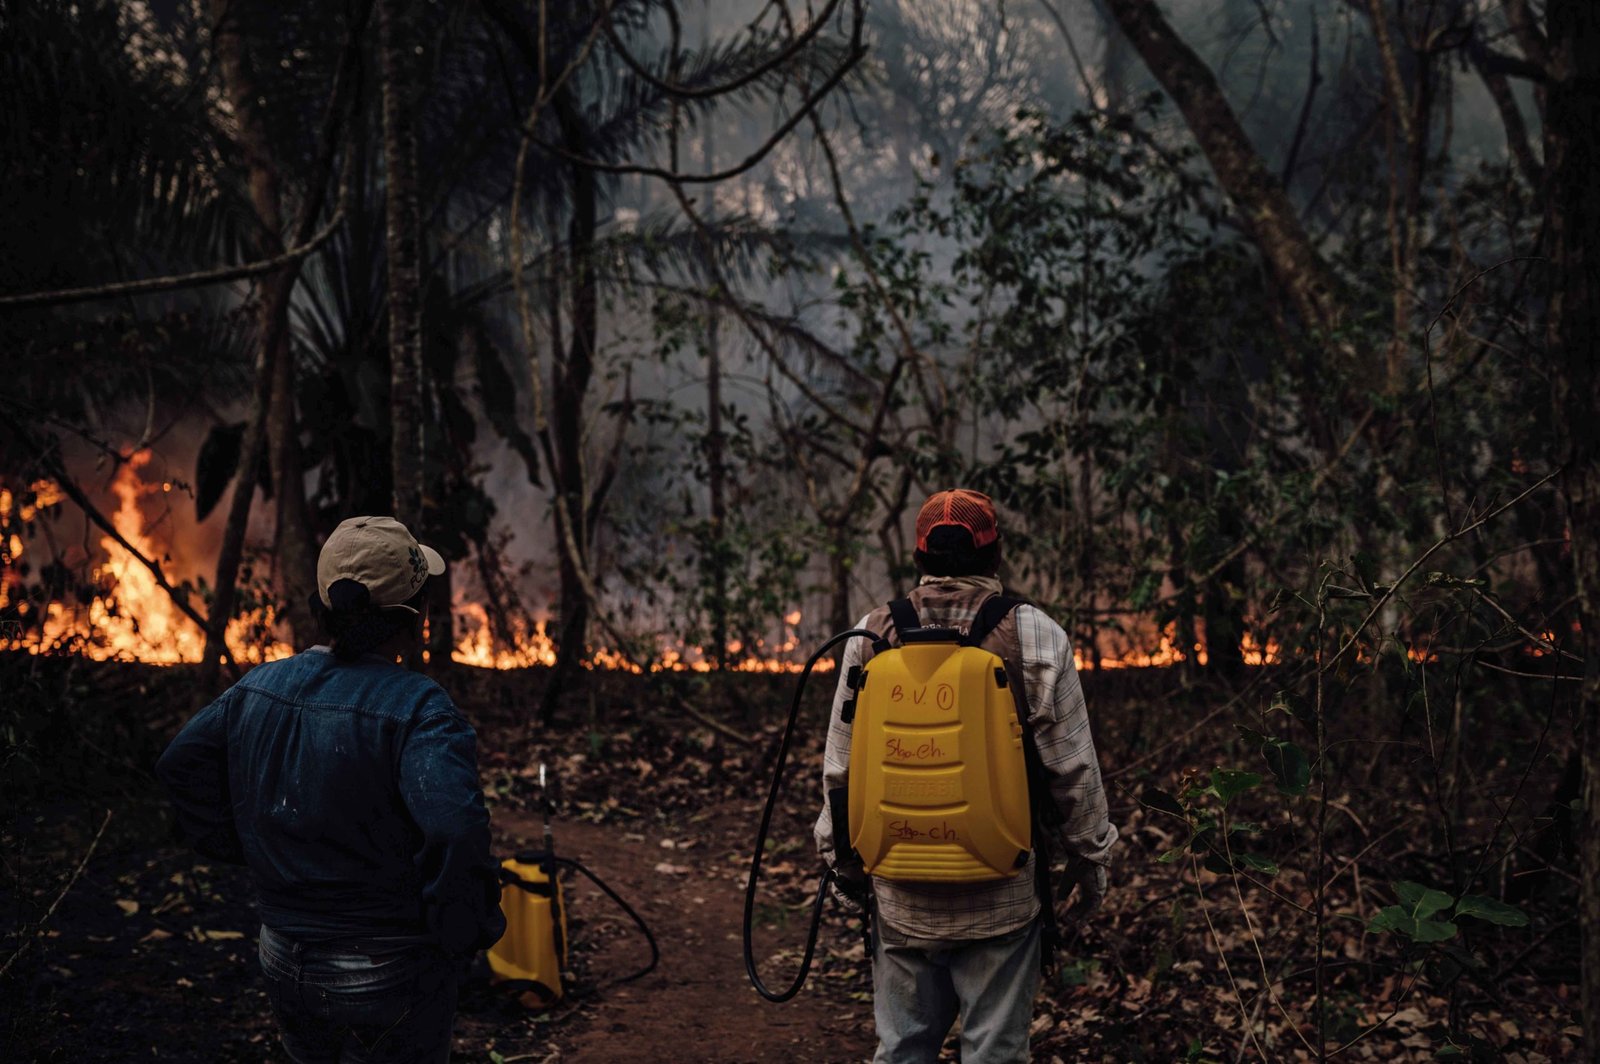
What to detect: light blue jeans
<box><xmin>871</xmin><ymin>917</ymin><xmax>1042</xmax><ymax>1064</ymax></box>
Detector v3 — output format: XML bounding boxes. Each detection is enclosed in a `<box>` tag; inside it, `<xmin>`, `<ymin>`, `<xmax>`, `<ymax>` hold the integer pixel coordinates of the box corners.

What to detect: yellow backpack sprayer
<box><xmin>742</xmin><ymin>596</ymin><xmax>1063</xmax><ymax>1001</ymax></box>
<box><xmin>489</xmin><ymin>764</ymin><xmax>658</xmax><ymax>1003</ymax></box>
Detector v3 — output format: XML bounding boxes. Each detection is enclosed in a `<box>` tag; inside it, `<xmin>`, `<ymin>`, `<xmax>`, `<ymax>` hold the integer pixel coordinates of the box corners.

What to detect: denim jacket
<box><xmin>156</xmin><ymin>648</ymin><xmax>505</xmax><ymax>957</ymax></box>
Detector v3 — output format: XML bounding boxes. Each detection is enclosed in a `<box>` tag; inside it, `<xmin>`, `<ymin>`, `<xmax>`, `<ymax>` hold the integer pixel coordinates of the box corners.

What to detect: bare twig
<box><xmin>531</xmin><ymin>9</ymin><xmax>867</xmax><ymax>185</ymax></box>
<box><xmin>601</xmin><ymin>0</ymin><xmax>847</xmax><ymax>100</ymax></box>
<box><xmin>1322</xmin><ymin>471</ymin><xmax>1561</xmax><ymax>674</ymax></box>
<box><xmin>1189</xmin><ymin>852</ymin><xmax>1272</xmax><ymax>1061</ymax></box>
<box><xmin>0</xmin><ymin>810</ymin><xmax>112</xmax><ymax>982</ymax></box>
<box><xmin>1280</xmin><ymin>7</ymin><xmax>1320</xmax><ymax>186</ymax></box>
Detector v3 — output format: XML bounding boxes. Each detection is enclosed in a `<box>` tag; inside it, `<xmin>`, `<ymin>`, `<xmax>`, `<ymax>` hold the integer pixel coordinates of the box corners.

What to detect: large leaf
<box><xmin>1262</xmin><ymin>738</ymin><xmax>1310</xmax><ymax>796</ymax></box>
<box><xmin>1236</xmin><ymin>853</ymin><xmax>1279</xmax><ymax>876</ymax></box>
<box><xmin>1454</xmin><ymin>895</ymin><xmax>1529</xmax><ymax>928</ymax></box>
<box><xmin>1208</xmin><ymin>768</ymin><xmax>1261</xmax><ymax>806</ymax></box>
<box><xmin>1368</xmin><ymin>905</ymin><xmax>1458</xmax><ymax>943</ymax></box>
<box><xmin>1394</xmin><ymin>880</ymin><xmax>1454</xmax><ymax>921</ymax></box>
<box><xmin>1141</xmin><ymin>786</ymin><xmax>1187</xmax><ymax>820</ymax></box>
<box><xmin>194</xmin><ymin>422</ymin><xmax>244</xmax><ymax>522</ymax></box>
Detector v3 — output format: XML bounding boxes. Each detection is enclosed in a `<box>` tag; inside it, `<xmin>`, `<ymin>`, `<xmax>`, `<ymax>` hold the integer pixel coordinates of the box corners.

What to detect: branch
<box><xmin>1101</xmin><ymin>0</ymin><xmax>1343</xmax><ymax>336</ymax></box>
<box><xmin>601</xmin><ymin>0</ymin><xmax>849</xmax><ymax>101</ymax></box>
<box><xmin>1470</xmin><ymin>41</ymin><xmax>1549</xmax><ymax>83</ymax></box>
<box><xmin>24</xmin><ymin>434</ymin><xmax>238</xmax><ymax>674</ymax></box>
<box><xmin>1280</xmin><ymin>7</ymin><xmax>1321</xmax><ymax>186</ymax></box>
<box><xmin>1322</xmin><ymin>470</ymin><xmax>1561</xmax><ymax>673</ymax></box>
<box><xmin>0</xmin><ymin>211</ymin><xmax>345</xmax><ymax>311</ymax></box>
<box><xmin>1035</xmin><ymin>0</ymin><xmax>1101</xmax><ymax>104</ymax></box>
<box><xmin>1469</xmin><ymin>34</ymin><xmax>1544</xmax><ymax>184</ymax></box>
<box><xmin>531</xmin><ymin>22</ymin><xmax>867</xmax><ymax>184</ymax></box>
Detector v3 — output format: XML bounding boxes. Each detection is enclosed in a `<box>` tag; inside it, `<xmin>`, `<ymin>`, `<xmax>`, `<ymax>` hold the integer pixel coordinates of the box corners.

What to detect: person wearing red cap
<box><xmin>815</xmin><ymin>490</ymin><xmax>1118</xmax><ymax>1063</ymax></box>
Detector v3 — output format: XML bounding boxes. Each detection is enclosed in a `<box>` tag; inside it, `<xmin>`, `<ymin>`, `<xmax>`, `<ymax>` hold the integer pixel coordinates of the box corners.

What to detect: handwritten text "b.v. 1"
<box><xmin>888</xmin><ymin>683</ymin><xmax>956</xmax><ymax>710</ymax></box>
<box><xmin>888</xmin><ymin>819</ymin><xmax>959</xmax><ymax>842</ymax></box>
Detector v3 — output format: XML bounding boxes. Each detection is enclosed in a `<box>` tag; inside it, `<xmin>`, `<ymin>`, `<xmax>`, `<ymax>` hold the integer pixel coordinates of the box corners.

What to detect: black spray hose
<box><xmin>550</xmin><ymin>855</ymin><xmax>660</xmax><ymax>989</ymax></box>
<box><xmin>742</xmin><ymin>627</ymin><xmax>879</xmax><ymax>1003</ymax></box>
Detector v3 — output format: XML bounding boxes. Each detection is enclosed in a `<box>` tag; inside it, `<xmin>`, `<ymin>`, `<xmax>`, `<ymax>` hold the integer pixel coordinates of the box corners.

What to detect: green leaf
<box><xmin>1412</xmin><ymin>918</ymin><xmax>1458</xmax><ymax>943</ymax></box>
<box><xmin>1367</xmin><ymin>905</ymin><xmax>1414</xmax><ymax>936</ymax></box>
<box><xmin>1157</xmin><ymin>846</ymin><xmax>1187</xmax><ymax>864</ymax></box>
<box><xmin>1368</xmin><ymin>905</ymin><xmax>1458</xmax><ymax>942</ymax></box>
<box><xmin>1262</xmin><ymin>739</ymin><xmax>1310</xmax><ymax>796</ymax></box>
<box><xmin>1142</xmin><ymin>786</ymin><xmax>1187</xmax><ymax>820</ymax></box>
<box><xmin>1208</xmin><ymin>768</ymin><xmax>1262</xmax><ymax>806</ymax></box>
<box><xmin>1454</xmin><ymin>895</ymin><xmax>1529</xmax><ymax>927</ymax></box>
<box><xmin>1394</xmin><ymin>880</ymin><xmax>1455</xmax><ymax>921</ymax></box>
<box><xmin>1237</xmin><ymin>853</ymin><xmax>1279</xmax><ymax>876</ymax></box>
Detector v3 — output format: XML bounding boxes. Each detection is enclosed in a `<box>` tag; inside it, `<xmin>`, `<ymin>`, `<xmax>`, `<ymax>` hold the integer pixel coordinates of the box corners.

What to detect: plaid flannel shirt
<box><xmin>813</xmin><ymin>575</ymin><xmax>1118</xmax><ymax>940</ymax></box>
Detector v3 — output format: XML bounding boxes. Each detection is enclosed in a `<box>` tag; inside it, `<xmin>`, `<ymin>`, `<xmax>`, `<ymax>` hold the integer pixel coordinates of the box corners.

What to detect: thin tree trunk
<box><xmin>706</xmin><ymin>300</ymin><xmax>729</xmax><ymax>668</ymax></box>
<box><xmin>703</xmin><ymin>100</ymin><xmax>728</xmax><ymax>669</ymax></box>
<box><xmin>269</xmin><ymin>320</ymin><xmax>319</xmax><ymax>647</ymax></box>
<box><xmin>202</xmin><ymin>0</ymin><xmax>317</xmax><ymax>670</ymax></box>
<box><xmin>540</xmin><ymin>85</ymin><xmax>600</xmax><ymax>724</ymax></box>
<box><xmin>1544</xmin><ymin>2</ymin><xmax>1600</xmax><ymax>1050</ymax></box>
<box><xmin>380</xmin><ymin>0</ymin><xmax>423</xmax><ymax>529</ymax></box>
<box><xmin>829</xmin><ymin>523</ymin><xmax>852</xmax><ymax>636</ymax></box>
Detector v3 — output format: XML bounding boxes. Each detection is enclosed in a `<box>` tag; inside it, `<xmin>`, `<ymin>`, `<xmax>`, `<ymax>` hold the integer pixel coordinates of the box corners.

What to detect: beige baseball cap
<box><xmin>316</xmin><ymin>516</ymin><xmax>445</xmax><ymax>610</ymax></box>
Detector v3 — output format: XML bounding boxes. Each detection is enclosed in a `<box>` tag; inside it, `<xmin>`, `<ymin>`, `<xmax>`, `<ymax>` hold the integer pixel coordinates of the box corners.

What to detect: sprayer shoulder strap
<box><xmin>964</xmin><ymin>595</ymin><xmax>1023</xmax><ymax>655</ymax></box>
<box><xmin>971</xmin><ymin>593</ymin><xmax>1066</xmax><ymax>967</ymax></box>
<box><xmin>886</xmin><ymin>598</ymin><xmax>920</xmax><ymax>643</ymax></box>
<box><xmin>884</xmin><ymin>594</ymin><xmax>1018</xmax><ymax>650</ymax></box>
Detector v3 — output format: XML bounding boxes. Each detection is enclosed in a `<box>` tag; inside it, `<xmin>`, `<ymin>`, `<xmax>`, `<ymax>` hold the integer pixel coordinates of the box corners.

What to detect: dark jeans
<box><xmin>258</xmin><ymin>925</ymin><xmax>459</xmax><ymax>1064</ymax></box>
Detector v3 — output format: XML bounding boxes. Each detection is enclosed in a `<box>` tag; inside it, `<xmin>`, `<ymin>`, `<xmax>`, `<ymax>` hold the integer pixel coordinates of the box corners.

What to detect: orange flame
<box><xmin>2</xmin><ymin>454</ymin><xmax>291</xmax><ymax>665</ymax></box>
<box><xmin>3</xmin><ymin>459</ymin><xmax>1283</xmax><ymax>676</ymax></box>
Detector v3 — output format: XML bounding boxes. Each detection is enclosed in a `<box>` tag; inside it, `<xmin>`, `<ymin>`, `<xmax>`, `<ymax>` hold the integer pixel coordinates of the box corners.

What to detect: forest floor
<box><xmin>0</xmin><ymin>654</ymin><xmax>1584</xmax><ymax>1062</ymax></box>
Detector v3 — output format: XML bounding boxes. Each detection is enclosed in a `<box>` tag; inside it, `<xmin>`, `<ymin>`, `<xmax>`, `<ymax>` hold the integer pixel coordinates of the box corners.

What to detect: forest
<box><xmin>1</xmin><ymin>0</ymin><xmax>1596</xmax><ymax>1061</ymax></box>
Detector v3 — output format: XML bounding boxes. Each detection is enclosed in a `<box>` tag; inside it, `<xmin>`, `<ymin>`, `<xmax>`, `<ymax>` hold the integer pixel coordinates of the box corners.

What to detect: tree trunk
<box><xmin>703</xmin><ymin>108</ymin><xmax>729</xmax><ymax>669</ymax></box>
<box><xmin>269</xmin><ymin>314</ymin><xmax>320</xmax><ymax>648</ymax></box>
<box><xmin>540</xmin><ymin>85</ymin><xmax>600</xmax><ymax>724</ymax></box>
<box><xmin>706</xmin><ymin>300</ymin><xmax>729</xmax><ymax>668</ymax></box>
<box><xmin>203</xmin><ymin>0</ymin><xmax>317</xmax><ymax>667</ymax></box>
<box><xmin>380</xmin><ymin>0</ymin><xmax>424</xmax><ymax>530</ymax></box>
<box><xmin>1544</xmin><ymin>1</ymin><xmax>1600</xmax><ymax>1051</ymax></box>
<box><xmin>1099</xmin><ymin>0</ymin><xmax>1341</xmax><ymax>337</ymax></box>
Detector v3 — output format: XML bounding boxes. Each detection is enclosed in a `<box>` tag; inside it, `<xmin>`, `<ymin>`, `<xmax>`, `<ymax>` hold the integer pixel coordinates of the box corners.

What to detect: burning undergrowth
<box><xmin>0</xmin><ymin>452</ymin><xmax>830</xmax><ymax>676</ymax></box>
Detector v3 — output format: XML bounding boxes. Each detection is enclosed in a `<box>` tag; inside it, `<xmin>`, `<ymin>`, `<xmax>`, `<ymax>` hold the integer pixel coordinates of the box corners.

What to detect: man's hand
<box><xmin>1062</xmin><ymin>858</ymin><xmax>1106</xmax><ymax>921</ymax></box>
<box><xmin>831</xmin><ymin>856</ymin><xmax>871</xmax><ymax>910</ymax></box>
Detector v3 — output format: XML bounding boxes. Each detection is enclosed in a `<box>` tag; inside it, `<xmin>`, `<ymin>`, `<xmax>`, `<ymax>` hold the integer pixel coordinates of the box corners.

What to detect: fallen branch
<box><xmin>0</xmin><ymin>810</ymin><xmax>112</xmax><ymax>982</ymax></box>
<box><xmin>669</xmin><ymin>693</ymin><xmax>755</xmax><ymax>747</ymax></box>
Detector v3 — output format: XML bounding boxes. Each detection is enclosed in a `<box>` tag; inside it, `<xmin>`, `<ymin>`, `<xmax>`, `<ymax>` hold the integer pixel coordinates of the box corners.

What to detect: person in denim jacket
<box><xmin>157</xmin><ymin>516</ymin><xmax>505</xmax><ymax>1063</ymax></box>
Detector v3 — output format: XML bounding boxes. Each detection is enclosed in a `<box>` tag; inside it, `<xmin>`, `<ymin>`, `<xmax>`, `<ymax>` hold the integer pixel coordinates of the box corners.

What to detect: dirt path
<box><xmin>466</xmin><ymin>801</ymin><xmax>876</xmax><ymax>1064</ymax></box>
